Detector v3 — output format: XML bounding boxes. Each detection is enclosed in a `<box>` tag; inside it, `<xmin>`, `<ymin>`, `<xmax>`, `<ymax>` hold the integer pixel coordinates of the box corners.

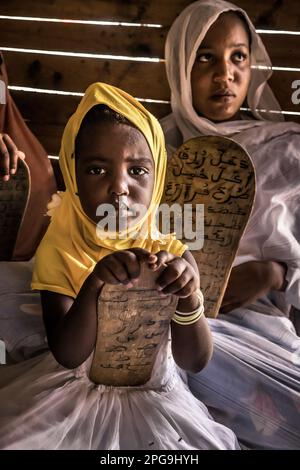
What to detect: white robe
<box><xmin>162</xmin><ymin>0</ymin><xmax>300</xmax><ymax>449</ymax></box>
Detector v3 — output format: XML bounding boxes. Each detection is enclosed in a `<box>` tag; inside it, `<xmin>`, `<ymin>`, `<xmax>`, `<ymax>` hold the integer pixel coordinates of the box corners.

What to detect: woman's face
<box><xmin>191</xmin><ymin>12</ymin><xmax>251</xmax><ymax>122</ymax></box>
<box><xmin>76</xmin><ymin>121</ymin><xmax>154</xmax><ymax>230</ymax></box>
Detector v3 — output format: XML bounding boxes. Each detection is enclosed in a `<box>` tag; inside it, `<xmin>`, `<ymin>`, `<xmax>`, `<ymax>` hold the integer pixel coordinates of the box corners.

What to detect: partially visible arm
<box><xmin>41</xmin><ymin>272</ymin><xmax>104</xmax><ymax>369</ymax></box>
<box><xmin>41</xmin><ymin>248</ymin><xmax>153</xmax><ymax>369</ymax></box>
<box><xmin>220</xmin><ymin>260</ymin><xmax>287</xmax><ymax>314</ymax></box>
<box><xmin>170</xmin><ymin>250</ymin><xmax>213</xmax><ymax>373</ymax></box>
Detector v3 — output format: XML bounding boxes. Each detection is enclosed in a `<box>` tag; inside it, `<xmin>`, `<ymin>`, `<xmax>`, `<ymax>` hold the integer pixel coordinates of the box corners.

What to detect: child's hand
<box><xmin>148</xmin><ymin>250</ymin><xmax>198</xmax><ymax>298</ymax></box>
<box><xmin>93</xmin><ymin>248</ymin><xmax>151</xmax><ymax>287</ymax></box>
<box><xmin>0</xmin><ymin>133</ymin><xmax>25</xmax><ymax>181</ymax></box>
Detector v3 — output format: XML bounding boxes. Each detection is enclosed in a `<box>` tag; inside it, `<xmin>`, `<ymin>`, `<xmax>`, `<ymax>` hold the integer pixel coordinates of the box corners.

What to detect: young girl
<box><xmin>162</xmin><ymin>0</ymin><xmax>300</xmax><ymax>449</ymax></box>
<box><xmin>0</xmin><ymin>82</ymin><xmax>239</xmax><ymax>450</ymax></box>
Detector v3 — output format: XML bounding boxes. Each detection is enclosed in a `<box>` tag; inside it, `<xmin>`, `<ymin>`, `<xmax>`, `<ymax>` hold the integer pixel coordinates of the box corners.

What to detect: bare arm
<box><xmin>41</xmin><ymin>248</ymin><xmax>151</xmax><ymax>369</ymax></box>
<box><xmin>41</xmin><ymin>272</ymin><xmax>104</xmax><ymax>369</ymax></box>
<box><xmin>41</xmin><ymin>248</ymin><xmax>213</xmax><ymax>373</ymax></box>
<box><xmin>171</xmin><ymin>250</ymin><xmax>213</xmax><ymax>373</ymax></box>
<box><xmin>221</xmin><ymin>260</ymin><xmax>287</xmax><ymax>314</ymax></box>
<box><xmin>152</xmin><ymin>250</ymin><xmax>213</xmax><ymax>374</ymax></box>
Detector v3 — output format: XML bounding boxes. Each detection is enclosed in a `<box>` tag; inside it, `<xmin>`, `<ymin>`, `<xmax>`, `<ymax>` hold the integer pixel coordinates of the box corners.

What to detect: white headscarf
<box><xmin>164</xmin><ymin>0</ymin><xmax>283</xmax><ymax>140</ymax></box>
<box><xmin>161</xmin><ymin>0</ymin><xmax>300</xmax><ymax>310</ymax></box>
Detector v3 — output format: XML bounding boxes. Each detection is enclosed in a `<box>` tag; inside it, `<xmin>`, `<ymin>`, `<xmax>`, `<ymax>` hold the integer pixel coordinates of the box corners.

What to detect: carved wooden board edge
<box><xmin>162</xmin><ymin>135</ymin><xmax>256</xmax><ymax>318</ymax></box>
<box><xmin>0</xmin><ymin>158</ymin><xmax>31</xmax><ymax>260</ymax></box>
<box><xmin>89</xmin><ymin>265</ymin><xmax>178</xmax><ymax>387</ymax></box>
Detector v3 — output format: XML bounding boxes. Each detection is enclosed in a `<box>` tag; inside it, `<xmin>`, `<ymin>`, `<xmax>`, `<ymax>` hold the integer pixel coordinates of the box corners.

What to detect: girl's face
<box><xmin>76</xmin><ymin>121</ymin><xmax>154</xmax><ymax>228</ymax></box>
<box><xmin>191</xmin><ymin>12</ymin><xmax>251</xmax><ymax>122</ymax></box>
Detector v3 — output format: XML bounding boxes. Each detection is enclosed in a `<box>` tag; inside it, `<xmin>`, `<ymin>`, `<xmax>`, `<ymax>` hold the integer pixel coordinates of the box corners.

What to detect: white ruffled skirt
<box><xmin>0</xmin><ymin>340</ymin><xmax>239</xmax><ymax>450</ymax></box>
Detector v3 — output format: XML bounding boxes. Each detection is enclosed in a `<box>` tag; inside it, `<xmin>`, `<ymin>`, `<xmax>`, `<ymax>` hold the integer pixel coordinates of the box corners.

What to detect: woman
<box><xmin>161</xmin><ymin>0</ymin><xmax>300</xmax><ymax>450</ymax></box>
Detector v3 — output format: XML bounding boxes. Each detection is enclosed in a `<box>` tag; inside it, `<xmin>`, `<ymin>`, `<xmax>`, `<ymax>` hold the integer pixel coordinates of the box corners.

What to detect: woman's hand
<box><xmin>0</xmin><ymin>133</ymin><xmax>25</xmax><ymax>181</ymax></box>
<box><xmin>220</xmin><ymin>260</ymin><xmax>287</xmax><ymax>313</ymax></box>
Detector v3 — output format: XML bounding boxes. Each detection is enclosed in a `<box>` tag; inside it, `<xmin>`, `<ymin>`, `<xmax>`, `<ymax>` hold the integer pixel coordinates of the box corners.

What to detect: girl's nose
<box><xmin>111</xmin><ymin>189</ymin><xmax>128</xmax><ymax>197</ymax></box>
<box><xmin>213</xmin><ymin>59</ymin><xmax>234</xmax><ymax>84</ymax></box>
<box><xmin>109</xmin><ymin>175</ymin><xmax>129</xmax><ymax>197</ymax></box>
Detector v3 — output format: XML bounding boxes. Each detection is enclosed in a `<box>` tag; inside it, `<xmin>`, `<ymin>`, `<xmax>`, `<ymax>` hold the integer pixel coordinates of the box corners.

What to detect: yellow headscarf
<box><xmin>32</xmin><ymin>83</ymin><xmax>186</xmax><ymax>298</ymax></box>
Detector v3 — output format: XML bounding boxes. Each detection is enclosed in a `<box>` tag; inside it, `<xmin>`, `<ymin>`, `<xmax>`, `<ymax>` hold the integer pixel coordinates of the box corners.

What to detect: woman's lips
<box><xmin>210</xmin><ymin>90</ymin><xmax>236</xmax><ymax>102</ymax></box>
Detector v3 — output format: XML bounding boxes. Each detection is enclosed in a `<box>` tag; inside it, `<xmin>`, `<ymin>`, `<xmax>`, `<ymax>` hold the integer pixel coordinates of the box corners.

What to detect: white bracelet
<box><xmin>175</xmin><ymin>288</ymin><xmax>204</xmax><ymax>316</ymax></box>
<box><xmin>172</xmin><ymin>305</ymin><xmax>204</xmax><ymax>325</ymax></box>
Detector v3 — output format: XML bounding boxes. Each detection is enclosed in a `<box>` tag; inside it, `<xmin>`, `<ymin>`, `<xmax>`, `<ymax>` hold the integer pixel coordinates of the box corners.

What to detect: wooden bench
<box><xmin>0</xmin><ymin>0</ymin><xmax>299</xmax><ymax>162</ymax></box>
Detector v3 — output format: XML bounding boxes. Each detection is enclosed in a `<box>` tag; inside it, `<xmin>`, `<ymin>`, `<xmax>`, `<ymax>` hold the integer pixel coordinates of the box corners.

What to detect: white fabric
<box><xmin>161</xmin><ymin>0</ymin><xmax>300</xmax><ymax>449</ymax></box>
<box><xmin>162</xmin><ymin>0</ymin><xmax>300</xmax><ymax>310</ymax></box>
<box><xmin>0</xmin><ymin>260</ymin><xmax>47</xmax><ymax>362</ymax></box>
<box><xmin>189</xmin><ymin>309</ymin><xmax>300</xmax><ymax>450</ymax></box>
<box><xmin>0</xmin><ymin>330</ymin><xmax>239</xmax><ymax>450</ymax></box>
<box><xmin>162</xmin><ymin>118</ymin><xmax>300</xmax><ymax>310</ymax></box>
<box><xmin>164</xmin><ymin>0</ymin><xmax>283</xmax><ymax>141</ymax></box>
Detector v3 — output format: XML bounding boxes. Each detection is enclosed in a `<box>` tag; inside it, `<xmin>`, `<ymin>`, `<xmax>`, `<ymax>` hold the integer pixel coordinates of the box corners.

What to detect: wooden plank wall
<box><xmin>0</xmin><ymin>0</ymin><xmax>299</xmax><ymax>156</ymax></box>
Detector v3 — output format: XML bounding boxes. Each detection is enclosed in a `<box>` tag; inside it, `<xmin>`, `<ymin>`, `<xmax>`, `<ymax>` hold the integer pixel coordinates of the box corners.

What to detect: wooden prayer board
<box><xmin>89</xmin><ymin>265</ymin><xmax>177</xmax><ymax>387</ymax></box>
<box><xmin>162</xmin><ymin>136</ymin><xmax>256</xmax><ymax>318</ymax></box>
<box><xmin>0</xmin><ymin>159</ymin><xmax>30</xmax><ymax>260</ymax></box>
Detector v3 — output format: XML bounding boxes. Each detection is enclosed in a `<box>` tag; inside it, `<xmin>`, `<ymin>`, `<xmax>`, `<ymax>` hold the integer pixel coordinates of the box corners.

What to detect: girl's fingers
<box><xmin>113</xmin><ymin>250</ymin><xmax>141</xmax><ymax>282</ymax></box>
<box><xmin>102</xmin><ymin>256</ymin><xmax>131</xmax><ymax>285</ymax></box>
<box><xmin>171</xmin><ymin>278</ymin><xmax>196</xmax><ymax>298</ymax></box>
<box><xmin>126</xmin><ymin>248</ymin><xmax>154</xmax><ymax>280</ymax></box>
<box><xmin>148</xmin><ymin>254</ymin><xmax>157</xmax><ymax>264</ymax></box>
<box><xmin>156</xmin><ymin>258</ymin><xmax>186</xmax><ymax>290</ymax></box>
<box><xmin>128</xmin><ymin>248</ymin><xmax>150</xmax><ymax>265</ymax></box>
<box><xmin>153</xmin><ymin>251</ymin><xmax>175</xmax><ymax>269</ymax></box>
<box><xmin>98</xmin><ymin>265</ymin><xmax>121</xmax><ymax>285</ymax></box>
<box><xmin>159</xmin><ymin>267</ymin><xmax>191</xmax><ymax>295</ymax></box>
<box><xmin>148</xmin><ymin>254</ymin><xmax>158</xmax><ymax>270</ymax></box>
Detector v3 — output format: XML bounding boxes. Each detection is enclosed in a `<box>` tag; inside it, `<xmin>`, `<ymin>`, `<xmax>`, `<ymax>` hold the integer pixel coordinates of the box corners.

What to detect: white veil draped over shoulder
<box><xmin>163</xmin><ymin>0</ymin><xmax>284</xmax><ymax>140</ymax></box>
<box><xmin>161</xmin><ymin>0</ymin><xmax>300</xmax><ymax>310</ymax></box>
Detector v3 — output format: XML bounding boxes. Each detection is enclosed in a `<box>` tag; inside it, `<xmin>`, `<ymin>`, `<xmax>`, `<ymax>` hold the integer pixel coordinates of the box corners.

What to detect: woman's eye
<box><xmin>233</xmin><ymin>51</ymin><xmax>247</xmax><ymax>62</ymax></box>
<box><xmin>196</xmin><ymin>53</ymin><xmax>212</xmax><ymax>63</ymax></box>
<box><xmin>87</xmin><ymin>167</ymin><xmax>105</xmax><ymax>175</ymax></box>
<box><xmin>129</xmin><ymin>167</ymin><xmax>148</xmax><ymax>176</ymax></box>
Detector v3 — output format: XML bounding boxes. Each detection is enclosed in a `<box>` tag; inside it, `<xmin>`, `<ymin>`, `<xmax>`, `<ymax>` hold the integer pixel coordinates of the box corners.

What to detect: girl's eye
<box><xmin>87</xmin><ymin>167</ymin><xmax>105</xmax><ymax>175</ymax></box>
<box><xmin>129</xmin><ymin>167</ymin><xmax>148</xmax><ymax>176</ymax></box>
<box><xmin>232</xmin><ymin>51</ymin><xmax>247</xmax><ymax>62</ymax></box>
<box><xmin>196</xmin><ymin>53</ymin><xmax>212</xmax><ymax>63</ymax></box>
